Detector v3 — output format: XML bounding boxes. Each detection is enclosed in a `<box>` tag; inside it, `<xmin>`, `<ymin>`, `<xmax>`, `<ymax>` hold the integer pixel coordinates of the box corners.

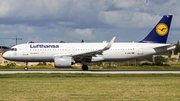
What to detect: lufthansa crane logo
<box><xmin>156</xmin><ymin>23</ymin><xmax>168</xmax><ymax>36</ymax></box>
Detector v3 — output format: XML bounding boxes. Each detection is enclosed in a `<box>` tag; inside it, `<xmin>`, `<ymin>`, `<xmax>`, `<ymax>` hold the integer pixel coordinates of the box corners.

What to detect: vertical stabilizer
<box><xmin>140</xmin><ymin>15</ymin><xmax>173</xmax><ymax>43</ymax></box>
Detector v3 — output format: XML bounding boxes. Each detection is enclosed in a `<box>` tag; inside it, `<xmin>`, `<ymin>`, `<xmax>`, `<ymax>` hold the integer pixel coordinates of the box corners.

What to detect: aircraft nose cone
<box><xmin>2</xmin><ymin>52</ymin><xmax>9</xmax><ymax>60</ymax></box>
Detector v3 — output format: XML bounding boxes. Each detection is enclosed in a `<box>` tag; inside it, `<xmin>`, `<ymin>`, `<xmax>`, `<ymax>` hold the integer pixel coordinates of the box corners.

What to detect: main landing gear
<box><xmin>24</xmin><ymin>62</ymin><xmax>28</xmax><ymax>71</ymax></box>
<box><xmin>81</xmin><ymin>59</ymin><xmax>88</xmax><ymax>71</ymax></box>
<box><xmin>82</xmin><ymin>65</ymin><xmax>88</xmax><ymax>71</ymax></box>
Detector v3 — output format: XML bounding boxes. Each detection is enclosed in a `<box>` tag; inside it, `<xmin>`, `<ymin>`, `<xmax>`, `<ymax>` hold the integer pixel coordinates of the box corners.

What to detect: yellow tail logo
<box><xmin>156</xmin><ymin>23</ymin><xmax>168</xmax><ymax>36</ymax></box>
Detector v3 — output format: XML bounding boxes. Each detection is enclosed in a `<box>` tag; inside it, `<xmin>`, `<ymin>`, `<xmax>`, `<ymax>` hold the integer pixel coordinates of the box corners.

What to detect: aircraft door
<box><xmin>138</xmin><ymin>44</ymin><xmax>143</xmax><ymax>55</ymax></box>
<box><xmin>23</xmin><ymin>44</ymin><xmax>28</xmax><ymax>55</ymax></box>
<box><xmin>68</xmin><ymin>47</ymin><xmax>75</xmax><ymax>54</ymax></box>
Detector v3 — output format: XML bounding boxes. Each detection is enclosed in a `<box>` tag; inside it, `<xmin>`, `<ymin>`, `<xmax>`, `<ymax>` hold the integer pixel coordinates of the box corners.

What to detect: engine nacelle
<box><xmin>54</xmin><ymin>56</ymin><xmax>72</xmax><ymax>68</ymax></box>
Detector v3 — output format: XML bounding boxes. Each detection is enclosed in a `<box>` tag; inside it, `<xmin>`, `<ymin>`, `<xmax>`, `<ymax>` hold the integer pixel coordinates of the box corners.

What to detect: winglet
<box><xmin>102</xmin><ymin>37</ymin><xmax>116</xmax><ymax>51</ymax></box>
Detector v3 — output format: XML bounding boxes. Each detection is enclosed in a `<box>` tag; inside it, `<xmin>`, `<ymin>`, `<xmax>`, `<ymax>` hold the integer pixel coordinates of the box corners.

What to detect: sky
<box><xmin>0</xmin><ymin>0</ymin><xmax>180</xmax><ymax>46</ymax></box>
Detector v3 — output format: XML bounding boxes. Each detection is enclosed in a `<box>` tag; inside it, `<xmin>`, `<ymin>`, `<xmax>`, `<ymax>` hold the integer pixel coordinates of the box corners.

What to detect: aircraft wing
<box><xmin>69</xmin><ymin>37</ymin><xmax>116</xmax><ymax>58</ymax></box>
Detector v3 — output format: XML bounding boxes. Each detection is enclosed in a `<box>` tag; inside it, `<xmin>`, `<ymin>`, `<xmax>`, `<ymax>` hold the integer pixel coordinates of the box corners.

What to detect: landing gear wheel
<box><xmin>24</xmin><ymin>67</ymin><xmax>28</xmax><ymax>71</ymax></box>
<box><xmin>24</xmin><ymin>62</ymin><xmax>28</xmax><ymax>71</ymax></box>
<box><xmin>82</xmin><ymin>65</ymin><xmax>88</xmax><ymax>71</ymax></box>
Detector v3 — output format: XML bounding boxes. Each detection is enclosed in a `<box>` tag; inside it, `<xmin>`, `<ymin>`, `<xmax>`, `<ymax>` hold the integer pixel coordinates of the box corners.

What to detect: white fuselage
<box><xmin>3</xmin><ymin>42</ymin><xmax>175</xmax><ymax>62</ymax></box>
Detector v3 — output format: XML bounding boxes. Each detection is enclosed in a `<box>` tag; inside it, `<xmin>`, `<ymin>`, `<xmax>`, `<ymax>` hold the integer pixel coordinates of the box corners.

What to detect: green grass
<box><xmin>0</xmin><ymin>73</ymin><xmax>180</xmax><ymax>100</ymax></box>
<box><xmin>1</xmin><ymin>65</ymin><xmax>180</xmax><ymax>69</ymax></box>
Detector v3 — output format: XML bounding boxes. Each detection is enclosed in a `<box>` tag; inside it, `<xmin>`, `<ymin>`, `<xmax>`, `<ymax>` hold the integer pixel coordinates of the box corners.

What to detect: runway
<box><xmin>1</xmin><ymin>69</ymin><xmax>180</xmax><ymax>74</ymax></box>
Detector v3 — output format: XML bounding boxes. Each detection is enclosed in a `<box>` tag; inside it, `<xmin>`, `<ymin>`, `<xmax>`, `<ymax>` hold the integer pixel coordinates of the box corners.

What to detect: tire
<box><xmin>24</xmin><ymin>67</ymin><xmax>28</xmax><ymax>71</ymax></box>
<box><xmin>82</xmin><ymin>65</ymin><xmax>88</xmax><ymax>71</ymax></box>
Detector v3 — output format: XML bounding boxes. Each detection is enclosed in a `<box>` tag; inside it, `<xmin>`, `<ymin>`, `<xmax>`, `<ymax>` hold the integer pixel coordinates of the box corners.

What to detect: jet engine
<box><xmin>54</xmin><ymin>55</ymin><xmax>72</xmax><ymax>68</ymax></box>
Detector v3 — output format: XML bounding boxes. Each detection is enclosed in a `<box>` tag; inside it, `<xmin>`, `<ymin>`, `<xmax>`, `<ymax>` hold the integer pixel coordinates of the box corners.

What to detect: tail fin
<box><xmin>140</xmin><ymin>15</ymin><xmax>173</xmax><ymax>43</ymax></box>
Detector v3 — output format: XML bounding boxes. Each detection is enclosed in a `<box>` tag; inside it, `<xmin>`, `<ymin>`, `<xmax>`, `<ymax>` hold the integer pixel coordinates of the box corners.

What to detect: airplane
<box><xmin>3</xmin><ymin>15</ymin><xmax>175</xmax><ymax>71</ymax></box>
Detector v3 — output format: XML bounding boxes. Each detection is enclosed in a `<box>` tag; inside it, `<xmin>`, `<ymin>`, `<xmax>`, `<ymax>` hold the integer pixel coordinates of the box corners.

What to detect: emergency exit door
<box><xmin>138</xmin><ymin>44</ymin><xmax>143</xmax><ymax>55</ymax></box>
<box><xmin>23</xmin><ymin>45</ymin><xmax>28</xmax><ymax>55</ymax></box>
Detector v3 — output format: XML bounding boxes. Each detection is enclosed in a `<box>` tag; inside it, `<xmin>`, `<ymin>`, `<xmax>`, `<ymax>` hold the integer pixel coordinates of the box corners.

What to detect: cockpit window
<box><xmin>10</xmin><ymin>48</ymin><xmax>17</xmax><ymax>51</ymax></box>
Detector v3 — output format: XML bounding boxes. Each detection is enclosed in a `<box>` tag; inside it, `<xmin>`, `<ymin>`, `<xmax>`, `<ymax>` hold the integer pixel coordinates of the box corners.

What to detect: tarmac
<box><xmin>1</xmin><ymin>69</ymin><xmax>180</xmax><ymax>74</ymax></box>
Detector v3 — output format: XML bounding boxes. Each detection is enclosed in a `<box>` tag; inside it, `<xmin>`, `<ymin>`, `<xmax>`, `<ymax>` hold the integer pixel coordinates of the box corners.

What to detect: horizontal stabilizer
<box><xmin>153</xmin><ymin>44</ymin><xmax>176</xmax><ymax>50</ymax></box>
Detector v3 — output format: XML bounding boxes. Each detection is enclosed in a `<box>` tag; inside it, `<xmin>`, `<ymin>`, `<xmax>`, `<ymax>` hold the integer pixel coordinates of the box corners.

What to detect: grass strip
<box><xmin>1</xmin><ymin>73</ymin><xmax>180</xmax><ymax>100</ymax></box>
<box><xmin>1</xmin><ymin>73</ymin><xmax>180</xmax><ymax>78</ymax></box>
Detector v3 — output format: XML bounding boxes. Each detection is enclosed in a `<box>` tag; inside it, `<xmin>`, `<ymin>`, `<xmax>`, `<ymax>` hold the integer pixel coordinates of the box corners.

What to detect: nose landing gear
<box><xmin>24</xmin><ymin>62</ymin><xmax>28</xmax><ymax>71</ymax></box>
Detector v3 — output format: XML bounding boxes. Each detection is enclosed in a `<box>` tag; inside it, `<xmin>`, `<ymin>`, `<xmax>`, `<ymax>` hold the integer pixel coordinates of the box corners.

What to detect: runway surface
<box><xmin>1</xmin><ymin>69</ymin><xmax>180</xmax><ymax>74</ymax></box>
